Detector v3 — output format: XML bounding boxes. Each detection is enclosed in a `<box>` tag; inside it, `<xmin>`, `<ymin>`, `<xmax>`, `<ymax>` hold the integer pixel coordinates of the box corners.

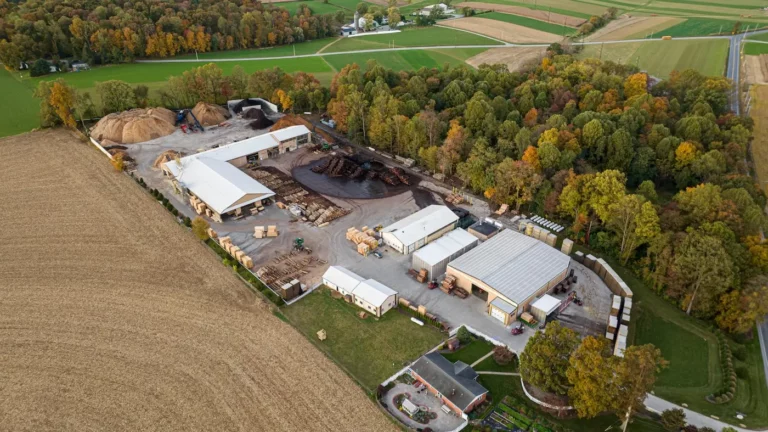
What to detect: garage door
<box><xmin>490</xmin><ymin>306</ymin><xmax>507</xmax><ymax>323</ymax></box>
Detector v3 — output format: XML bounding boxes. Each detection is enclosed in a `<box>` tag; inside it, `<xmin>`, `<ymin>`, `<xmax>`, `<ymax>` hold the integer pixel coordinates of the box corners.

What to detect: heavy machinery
<box><xmin>175</xmin><ymin>109</ymin><xmax>204</xmax><ymax>132</ymax></box>
<box><xmin>293</xmin><ymin>238</ymin><xmax>312</xmax><ymax>254</ymax></box>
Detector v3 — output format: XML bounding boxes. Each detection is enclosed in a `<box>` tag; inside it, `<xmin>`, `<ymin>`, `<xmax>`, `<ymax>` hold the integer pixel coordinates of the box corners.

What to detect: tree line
<box><xmin>0</xmin><ymin>0</ymin><xmax>345</xmax><ymax>68</ymax></box>
<box><xmin>36</xmin><ymin>46</ymin><xmax>768</xmax><ymax>333</ymax></box>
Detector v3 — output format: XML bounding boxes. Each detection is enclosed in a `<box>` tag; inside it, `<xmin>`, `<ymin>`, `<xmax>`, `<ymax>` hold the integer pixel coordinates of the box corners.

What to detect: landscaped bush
<box><xmin>456</xmin><ymin>326</ymin><xmax>472</xmax><ymax>344</ymax></box>
<box><xmin>708</xmin><ymin>332</ymin><xmax>738</xmax><ymax>404</ymax></box>
<box><xmin>492</xmin><ymin>345</ymin><xmax>516</xmax><ymax>366</ymax></box>
<box><xmin>732</xmin><ymin>344</ymin><xmax>747</xmax><ymax>361</ymax></box>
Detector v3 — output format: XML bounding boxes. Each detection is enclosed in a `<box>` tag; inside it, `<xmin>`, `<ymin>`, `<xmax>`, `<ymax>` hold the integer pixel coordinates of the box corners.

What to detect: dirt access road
<box><xmin>0</xmin><ymin>129</ymin><xmax>397</xmax><ymax>432</ymax></box>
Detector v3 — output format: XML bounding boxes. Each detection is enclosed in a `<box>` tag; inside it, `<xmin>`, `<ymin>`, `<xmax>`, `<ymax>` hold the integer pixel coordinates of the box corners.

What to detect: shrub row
<box><xmin>708</xmin><ymin>331</ymin><xmax>738</xmax><ymax>404</ymax></box>
<box><xmin>497</xmin><ymin>396</ymin><xmax>572</xmax><ymax>432</ymax></box>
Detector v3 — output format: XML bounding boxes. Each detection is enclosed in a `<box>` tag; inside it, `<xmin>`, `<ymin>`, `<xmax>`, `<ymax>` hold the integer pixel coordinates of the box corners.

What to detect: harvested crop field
<box><xmin>0</xmin><ymin>129</ymin><xmax>397</xmax><ymax>432</ymax></box>
<box><xmin>750</xmin><ymin>85</ymin><xmax>768</xmax><ymax>191</ymax></box>
<box><xmin>588</xmin><ymin>16</ymin><xmax>685</xmax><ymax>41</ymax></box>
<box><xmin>456</xmin><ymin>2</ymin><xmax>585</xmax><ymax>27</ymax></box>
<box><xmin>439</xmin><ymin>18</ymin><xmax>563</xmax><ymax>44</ymax></box>
<box><xmin>745</xmin><ymin>55</ymin><xmax>768</xmax><ymax>85</ymax></box>
<box><xmin>466</xmin><ymin>46</ymin><xmax>546</xmax><ymax>72</ymax></box>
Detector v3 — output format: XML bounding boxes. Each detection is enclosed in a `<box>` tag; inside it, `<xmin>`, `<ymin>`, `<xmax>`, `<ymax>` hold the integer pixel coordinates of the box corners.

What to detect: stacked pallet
<box><xmin>416</xmin><ymin>269</ymin><xmax>427</xmax><ymax>283</ymax></box>
<box><xmin>357</xmin><ymin>242</ymin><xmax>370</xmax><ymax>256</ymax></box>
<box><xmin>267</xmin><ymin>225</ymin><xmax>278</xmax><ymax>237</ymax></box>
<box><xmin>441</xmin><ymin>275</ymin><xmax>456</xmax><ymax>294</ymax></box>
<box><xmin>219</xmin><ymin>236</ymin><xmax>232</xmax><ymax>249</ymax></box>
<box><xmin>254</xmin><ymin>226</ymin><xmax>265</xmax><ymax>239</ymax></box>
<box><xmin>346</xmin><ymin>227</ymin><xmax>378</xmax><ymax>249</ymax></box>
<box><xmin>445</xmin><ymin>193</ymin><xmax>465</xmax><ymax>204</ymax></box>
<box><xmin>206</xmin><ymin>228</ymin><xmax>218</xmax><ymax>239</ymax></box>
<box><xmin>454</xmin><ymin>287</ymin><xmax>469</xmax><ymax>299</ymax></box>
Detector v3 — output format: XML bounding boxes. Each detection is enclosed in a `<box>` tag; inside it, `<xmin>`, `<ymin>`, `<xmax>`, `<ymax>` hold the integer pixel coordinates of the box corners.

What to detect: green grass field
<box><xmin>322</xmin><ymin>47</ymin><xmax>487</xmax><ymax>72</ymax></box>
<box><xmin>655</xmin><ymin>18</ymin><xmax>763</xmax><ymax>37</ymax></box>
<box><xmin>0</xmin><ymin>69</ymin><xmax>40</xmax><ymax>137</ymax></box>
<box><xmin>323</xmin><ymin>27</ymin><xmax>502</xmax><ymax>53</ymax></box>
<box><xmin>459</xmin><ymin>0</ymin><xmax>601</xmax><ymax>18</ymax></box>
<box><xmin>281</xmin><ymin>288</ymin><xmax>445</xmax><ymax>390</ymax></box>
<box><xmin>264</xmin><ymin>0</ymin><xmax>345</xmax><ymax>15</ymax></box>
<box><xmin>477</xmin><ymin>11</ymin><xmax>577</xmax><ymax>35</ymax></box>
<box><xmin>744</xmin><ymin>41</ymin><xmax>768</xmax><ymax>56</ymax></box>
<box><xmin>575</xmin><ymin>245</ymin><xmax>768</xmax><ymax>428</ymax></box>
<box><xmin>577</xmin><ymin>0</ymin><xmax>768</xmax><ymax>21</ymax></box>
<box><xmin>578</xmin><ymin>39</ymin><xmax>728</xmax><ymax>78</ymax></box>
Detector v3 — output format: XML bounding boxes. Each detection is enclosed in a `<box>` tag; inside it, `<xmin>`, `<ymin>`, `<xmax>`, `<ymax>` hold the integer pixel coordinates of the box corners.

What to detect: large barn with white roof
<box><xmin>162</xmin><ymin>125</ymin><xmax>310</xmax><ymax>221</ymax></box>
<box><xmin>380</xmin><ymin>205</ymin><xmax>459</xmax><ymax>254</ymax></box>
<box><xmin>446</xmin><ymin>229</ymin><xmax>571</xmax><ymax>326</ymax></box>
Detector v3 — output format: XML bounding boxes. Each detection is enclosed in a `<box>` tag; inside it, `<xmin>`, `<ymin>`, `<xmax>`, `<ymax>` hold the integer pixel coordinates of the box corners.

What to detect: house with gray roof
<box><xmin>408</xmin><ymin>352</ymin><xmax>488</xmax><ymax>414</ymax></box>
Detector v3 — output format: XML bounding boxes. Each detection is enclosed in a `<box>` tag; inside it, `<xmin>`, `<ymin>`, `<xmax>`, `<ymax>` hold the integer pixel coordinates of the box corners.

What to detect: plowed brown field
<box><xmin>0</xmin><ymin>129</ymin><xmax>397</xmax><ymax>432</ymax></box>
<box><xmin>456</xmin><ymin>2</ymin><xmax>585</xmax><ymax>27</ymax></box>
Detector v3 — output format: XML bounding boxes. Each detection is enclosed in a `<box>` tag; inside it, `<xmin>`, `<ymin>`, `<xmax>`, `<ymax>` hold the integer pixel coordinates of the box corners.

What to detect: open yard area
<box><xmin>323</xmin><ymin>27</ymin><xmax>503</xmax><ymax>53</ymax></box>
<box><xmin>440</xmin><ymin>18</ymin><xmax>564</xmax><ymax>43</ymax></box>
<box><xmin>0</xmin><ymin>69</ymin><xmax>40</xmax><ymax>138</ymax></box>
<box><xmin>281</xmin><ymin>287</ymin><xmax>446</xmax><ymax>390</ymax></box>
<box><xmin>0</xmin><ymin>129</ymin><xmax>398</xmax><ymax>431</ymax></box>
<box><xmin>578</xmin><ymin>39</ymin><xmax>728</xmax><ymax>78</ymax></box>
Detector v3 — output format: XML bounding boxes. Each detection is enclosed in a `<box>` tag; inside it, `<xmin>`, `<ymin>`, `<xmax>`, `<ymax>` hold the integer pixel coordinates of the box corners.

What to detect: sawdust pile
<box><xmin>91</xmin><ymin>108</ymin><xmax>176</xmax><ymax>144</ymax></box>
<box><xmin>191</xmin><ymin>102</ymin><xmax>230</xmax><ymax>126</ymax></box>
<box><xmin>153</xmin><ymin>150</ymin><xmax>185</xmax><ymax>168</ymax></box>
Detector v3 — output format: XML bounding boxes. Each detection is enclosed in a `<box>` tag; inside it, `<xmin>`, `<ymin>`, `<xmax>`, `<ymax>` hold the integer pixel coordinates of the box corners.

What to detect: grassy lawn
<box><xmin>578</xmin><ymin>39</ymin><xmax>728</xmax><ymax>78</ymax></box>
<box><xmin>0</xmin><ymin>69</ymin><xmax>40</xmax><ymax>138</ymax></box>
<box><xmin>477</xmin><ymin>11</ymin><xmax>577</xmax><ymax>35</ymax></box>
<box><xmin>574</xmin><ymin>245</ymin><xmax>768</xmax><ymax>428</ymax></box>
<box><xmin>442</xmin><ymin>338</ymin><xmax>496</xmax><ymax>364</ymax></box>
<box><xmin>634</xmin><ymin>313</ymin><xmax>710</xmax><ymax>388</ymax></box>
<box><xmin>323</xmin><ymin>27</ymin><xmax>503</xmax><ymax>53</ymax></box>
<box><xmin>281</xmin><ymin>287</ymin><xmax>445</xmax><ymax>391</ymax></box>
<box><xmin>474</xmin><ymin>354</ymin><xmax>519</xmax><ymax>373</ymax></box>
<box><xmin>322</xmin><ymin>47</ymin><xmax>486</xmax><ymax>72</ymax></box>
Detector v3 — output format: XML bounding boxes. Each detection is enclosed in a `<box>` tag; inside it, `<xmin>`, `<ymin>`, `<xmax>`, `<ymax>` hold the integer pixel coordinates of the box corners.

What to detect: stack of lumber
<box><xmin>219</xmin><ymin>236</ymin><xmax>232</xmax><ymax>249</ymax></box>
<box><xmin>241</xmin><ymin>255</ymin><xmax>254</xmax><ymax>269</ymax></box>
<box><xmin>441</xmin><ymin>275</ymin><xmax>456</xmax><ymax>294</ymax></box>
<box><xmin>347</xmin><ymin>227</ymin><xmax>378</xmax><ymax>249</ymax></box>
<box><xmin>611</xmin><ymin>295</ymin><xmax>622</xmax><ymax>316</ymax></box>
<box><xmin>416</xmin><ymin>269</ymin><xmax>428</xmax><ymax>283</ymax></box>
<box><xmin>254</xmin><ymin>226</ymin><xmax>265</xmax><ymax>239</ymax></box>
<box><xmin>454</xmin><ymin>287</ymin><xmax>469</xmax><ymax>299</ymax></box>
<box><xmin>267</xmin><ymin>225</ymin><xmax>278</xmax><ymax>237</ymax></box>
<box><xmin>357</xmin><ymin>243</ymin><xmax>370</xmax><ymax>256</ymax></box>
<box><xmin>206</xmin><ymin>228</ymin><xmax>217</xmax><ymax>239</ymax></box>
<box><xmin>445</xmin><ymin>192</ymin><xmax>465</xmax><ymax>204</ymax></box>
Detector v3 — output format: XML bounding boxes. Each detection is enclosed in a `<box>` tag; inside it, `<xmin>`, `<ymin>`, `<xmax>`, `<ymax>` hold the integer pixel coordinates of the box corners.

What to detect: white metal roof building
<box><xmin>322</xmin><ymin>265</ymin><xmax>365</xmax><ymax>296</ymax></box>
<box><xmin>530</xmin><ymin>294</ymin><xmax>562</xmax><ymax>323</ymax></box>
<box><xmin>446</xmin><ymin>229</ymin><xmax>570</xmax><ymax>326</ymax></box>
<box><xmin>320</xmin><ymin>267</ymin><xmax>398</xmax><ymax>317</ymax></box>
<box><xmin>163</xmin><ymin>126</ymin><xmax>310</xmax><ymax>219</ymax></box>
<box><xmin>412</xmin><ymin>228</ymin><xmax>479</xmax><ymax>279</ymax></box>
<box><xmin>381</xmin><ymin>205</ymin><xmax>459</xmax><ymax>254</ymax></box>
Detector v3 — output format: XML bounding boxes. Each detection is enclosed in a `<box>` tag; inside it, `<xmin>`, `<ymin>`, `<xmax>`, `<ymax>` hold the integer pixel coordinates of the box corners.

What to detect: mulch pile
<box><xmin>191</xmin><ymin>102</ymin><xmax>230</xmax><ymax>126</ymax></box>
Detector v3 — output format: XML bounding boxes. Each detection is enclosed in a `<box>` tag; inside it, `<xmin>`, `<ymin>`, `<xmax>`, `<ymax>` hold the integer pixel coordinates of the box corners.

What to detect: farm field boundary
<box><xmin>456</xmin><ymin>2</ymin><xmax>586</xmax><ymax>27</ymax></box>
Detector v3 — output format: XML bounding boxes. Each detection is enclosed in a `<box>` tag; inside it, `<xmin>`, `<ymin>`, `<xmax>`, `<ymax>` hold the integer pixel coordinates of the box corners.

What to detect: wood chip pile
<box><xmin>191</xmin><ymin>102</ymin><xmax>231</xmax><ymax>126</ymax></box>
<box><xmin>272</xmin><ymin>114</ymin><xmax>335</xmax><ymax>144</ymax></box>
<box><xmin>256</xmin><ymin>252</ymin><xmax>325</xmax><ymax>290</ymax></box>
<box><xmin>91</xmin><ymin>107</ymin><xmax>176</xmax><ymax>144</ymax></box>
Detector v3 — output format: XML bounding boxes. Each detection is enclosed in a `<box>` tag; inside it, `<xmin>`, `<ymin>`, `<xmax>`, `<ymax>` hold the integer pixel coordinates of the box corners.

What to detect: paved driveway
<box><xmin>382</xmin><ymin>383</ymin><xmax>465</xmax><ymax>431</ymax></box>
<box><xmin>347</xmin><ymin>248</ymin><xmax>534</xmax><ymax>352</ymax></box>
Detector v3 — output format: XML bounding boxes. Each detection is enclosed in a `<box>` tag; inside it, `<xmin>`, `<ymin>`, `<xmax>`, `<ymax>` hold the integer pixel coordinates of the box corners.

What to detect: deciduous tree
<box><xmin>520</xmin><ymin>321</ymin><xmax>580</xmax><ymax>395</ymax></box>
<box><xmin>567</xmin><ymin>336</ymin><xmax>618</xmax><ymax>418</ymax></box>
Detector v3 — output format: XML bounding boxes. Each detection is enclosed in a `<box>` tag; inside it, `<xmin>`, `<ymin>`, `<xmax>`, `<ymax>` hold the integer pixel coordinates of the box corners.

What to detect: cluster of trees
<box><xmin>36</xmin><ymin>62</ymin><xmax>328</xmax><ymax>120</ymax></box>
<box><xmin>520</xmin><ymin>322</ymin><xmax>667</xmax><ymax>427</ymax></box>
<box><xmin>0</xmin><ymin>0</ymin><xmax>345</xmax><ymax>68</ymax></box>
<box><xmin>577</xmin><ymin>7</ymin><xmax>618</xmax><ymax>36</ymax></box>
<box><xmin>324</xmin><ymin>51</ymin><xmax>768</xmax><ymax>332</ymax></box>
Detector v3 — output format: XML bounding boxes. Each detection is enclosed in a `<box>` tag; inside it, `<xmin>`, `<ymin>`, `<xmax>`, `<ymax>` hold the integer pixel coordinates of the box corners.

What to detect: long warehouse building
<box><xmin>381</xmin><ymin>205</ymin><xmax>459</xmax><ymax>254</ymax></box>
<box><xmin>446</xmin><ymin>229</ymin><xmax>570</xmax><ymax>326</ymax></box>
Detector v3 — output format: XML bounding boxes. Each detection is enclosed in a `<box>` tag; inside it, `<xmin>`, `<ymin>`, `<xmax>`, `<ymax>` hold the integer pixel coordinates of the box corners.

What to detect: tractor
<box><xmin>293</xmin><ymin>238</ymin><xmax>312</xmax><ymax>254</ymax></box>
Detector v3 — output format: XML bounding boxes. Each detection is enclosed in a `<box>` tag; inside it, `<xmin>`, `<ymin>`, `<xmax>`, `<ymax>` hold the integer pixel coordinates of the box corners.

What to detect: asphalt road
<box><xmin>759</xmin><ymin>320</ymin><xmax>768</xmax><ymax>392</ymax></box>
